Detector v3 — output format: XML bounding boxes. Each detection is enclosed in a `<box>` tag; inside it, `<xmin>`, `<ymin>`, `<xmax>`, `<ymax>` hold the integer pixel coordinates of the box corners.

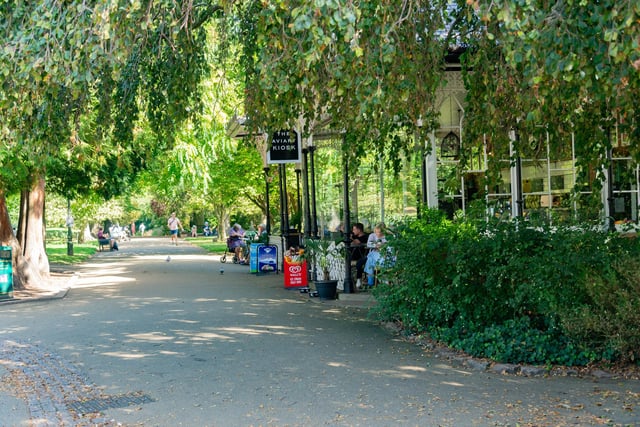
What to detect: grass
<box><xmin>46</xmin><ymin>244</ymin><xmax>98</xmax><ymax>265</ymax></box>
<box><xmin>183</xmin><ymin>237</ymin><xmax>227</xmax><ymax>254</ymax></box>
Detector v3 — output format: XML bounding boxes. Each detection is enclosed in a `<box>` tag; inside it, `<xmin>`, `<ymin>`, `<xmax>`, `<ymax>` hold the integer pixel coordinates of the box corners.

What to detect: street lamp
<box><xmin>342</xmin><ymin>137</ymin><xmax>353</xmax><ymax>294</ymax></box>
<box><xmin>66</xmin><ymin>198</ymin><xmax>74</xmax><ymax>256</ymax></box>
<box><xmin>308</xmin><ymin>137</ymin><xmax>318</xmax><ymax>238</ymax></box>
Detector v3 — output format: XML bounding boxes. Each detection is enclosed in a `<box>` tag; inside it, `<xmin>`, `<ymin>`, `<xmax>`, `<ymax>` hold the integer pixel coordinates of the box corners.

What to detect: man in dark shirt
<box><xmin>350</xmin><ymin>223</ymin><xmax>369</xmax><ymax>286</ymax></box>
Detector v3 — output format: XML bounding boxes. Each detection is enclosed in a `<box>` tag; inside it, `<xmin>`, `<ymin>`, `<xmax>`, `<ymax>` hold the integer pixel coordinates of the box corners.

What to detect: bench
<box><xmin>98</xmin><ymin>239</ymin><xmax>111</xmax><ymax>251</ymax></box>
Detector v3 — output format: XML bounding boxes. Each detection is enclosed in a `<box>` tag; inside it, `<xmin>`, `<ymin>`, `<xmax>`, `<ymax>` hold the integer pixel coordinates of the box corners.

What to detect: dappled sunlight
<box><xmin>0</xmin><ymin>326</ymin><xmax>29</xmax><ymax>335</ymax></box>
<box><xmin>204</xmin><ymin>324</ymin><xmax>305</xmax><ymax>338</ymax></box>
<box><xmin>363</xmin><ymin>368</ymin><xmax>419</xmax><ymax>379</ymax></box>
<box><xmin>215</xmin><ymin>326</ymin><xmax>266</xmax><ymax>336</ymax></box>
<box><xmin>428</xmin><ymin>365</ymin><xmax>473</xmax><ymax>378</ymax></box>
<box><xmin>133</xmin><ymin>254</ymin><xmax>214</xmax><ymax>262</ymax></box>
<box><xmin>442</xmin><ymin>381</ymin><xmax>465</xmax><ymax>387</ymax></box>
<box><xmin>77</xmin><ymin>267</ymin><xmax>130</xmax><ymax>277</ymax></box>
<box><xmin>166</xmin><ymin>318</ymin><xmax>199</xmax><ymax>324</ymax></box>
<box><xmin>73</xmin><ymin>262</ymin><xmax>136</xmax><ymax>275</ymax></box>
<box><xmin>72</xmin><ymin>275</ymin><xmax>135</xmax><ymax>289</ymax></box>
<box><xmin>125</xmin><ymin>332</ymin><xmax>173</xmax><ymax>342</ymax></box>
<box><xmin>248</xmin><ymin>298</ymin><xmax>297</xmax><ymax>306</ymax></box>
<box><xmin>354</xmin><ymin>364</ymin><xmax>447</xmax><ymax>381</ymax></box>
<box><xmin>102</xmin><ymin>351</ymin><xmax>151</xmax><ymax>359</ymax></box>
<box><xmin>398</xmin><ymin>365</ymin><xmax>427</xmax><ymax>372</ymax></box>
<box><xmin>173</xmin><ymin>330</ymin><xmax>234</xmax><ymax>342</ymax></box>
<box><xmin>327</xmin><ymin>362</ymin><xmax>347</xmax><ymax>368</ymax></box>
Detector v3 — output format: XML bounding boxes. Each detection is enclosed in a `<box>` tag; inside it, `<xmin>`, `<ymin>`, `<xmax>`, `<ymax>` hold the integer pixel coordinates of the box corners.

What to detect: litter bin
<box><xmin>285</xmin><ymin>229</ymin><xmax>300</xmax><ymax>250</ymax></box>
<box><xmin>0</xmin><ymin>246</ymin><xmax>13</xmax><ymax>299</ymax></box>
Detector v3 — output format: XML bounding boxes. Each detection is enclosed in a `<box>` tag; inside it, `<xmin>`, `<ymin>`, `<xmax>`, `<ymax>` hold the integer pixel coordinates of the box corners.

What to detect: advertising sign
<box><xmin>284</xmin><ymin>259</ymin><xmax>307</xmax><ymax>288</ymax></box>
<box><xmin>257</xmin><ymin>245</ymin><xmax>278</xmax><ymax>274</ymax></box>
<box><xmin>267</xmin><ymin>130</ymin><xmax>301</xmax><ymax>164</ymax></box>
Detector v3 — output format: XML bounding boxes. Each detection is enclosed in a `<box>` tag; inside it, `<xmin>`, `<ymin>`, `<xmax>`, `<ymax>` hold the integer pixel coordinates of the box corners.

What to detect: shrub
<box><xmin>372</xmin><ymin>210</ymin><xmax>640</xmax><ymax>366</ymax></box>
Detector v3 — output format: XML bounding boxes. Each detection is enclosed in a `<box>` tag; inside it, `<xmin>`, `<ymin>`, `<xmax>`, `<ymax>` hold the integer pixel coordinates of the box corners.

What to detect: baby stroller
<box><xmin>220</xmin><ymin>236</ymin><xmax>248</xmax><ymax>264</ymax></box>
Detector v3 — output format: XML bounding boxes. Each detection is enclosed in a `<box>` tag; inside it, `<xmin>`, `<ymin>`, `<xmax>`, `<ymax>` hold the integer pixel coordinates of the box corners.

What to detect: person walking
<box><xmin>167</xmin><ymin>212</ymin><xmax>182</xmax><ymax>246</ymax></box>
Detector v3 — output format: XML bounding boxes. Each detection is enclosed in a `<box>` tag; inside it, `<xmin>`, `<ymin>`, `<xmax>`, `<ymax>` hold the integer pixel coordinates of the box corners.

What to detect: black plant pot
<box><xmin>314</xmin><ymin>280</ymin><xmax>338</xmax><ymax>300</ymax></box>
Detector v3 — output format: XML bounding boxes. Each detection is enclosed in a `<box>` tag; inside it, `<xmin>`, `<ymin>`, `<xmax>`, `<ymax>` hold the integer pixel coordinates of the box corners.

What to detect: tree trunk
<box><xmin>17</xmin><ymin>174</ymin><xmax>51</xmax><ymax>285</ymax></box>
<box><xmin>214</xmin><ymin>205</ymin><xmax>230</xmax><ymax>239</ymax></box>
<box><xmin>0</xmin><ymin>191</ymin><xmax>47</xmax><ymax>291</ymax></box>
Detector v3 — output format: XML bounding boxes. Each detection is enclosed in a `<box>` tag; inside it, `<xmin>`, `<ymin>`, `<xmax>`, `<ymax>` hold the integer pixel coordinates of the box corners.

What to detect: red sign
<box><xmin>284</xmin><ymin>259</ymin><xmax>308</xmax><ymax>288</ymax></box>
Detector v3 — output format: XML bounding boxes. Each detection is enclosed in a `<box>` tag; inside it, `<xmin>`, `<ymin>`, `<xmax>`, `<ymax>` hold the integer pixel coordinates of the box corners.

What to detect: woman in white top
<box><xmin>364</xmin><ymin>223</ymin><xmax>387</xmax><ymax>286</ymax></box>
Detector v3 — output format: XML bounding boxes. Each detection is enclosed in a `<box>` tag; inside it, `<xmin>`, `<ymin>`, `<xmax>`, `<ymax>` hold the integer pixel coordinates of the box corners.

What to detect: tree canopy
<box><xmin>464</xmin><ymin>1</ymin><xmax>640</xmax><ymax>163</ymax></box>
<box><xmin>2</xmin><ymin>0</ymin><xmax>639</xmax><ymax>290</ymax></box>
<box><xmin>218</xmin><ymin>0</ymin><xmax>460</xmax><ymax>168</ymax></box>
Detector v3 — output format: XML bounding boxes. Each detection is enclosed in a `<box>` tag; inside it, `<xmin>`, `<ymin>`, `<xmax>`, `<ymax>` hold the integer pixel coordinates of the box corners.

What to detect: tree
<box><xmin>0</xmin><ymin>0</ymin><xmax>221</xmax><ymax>290</ymax></box>
<box><xmin>217</xmin><ymin>0</ymin><xmax>456</xmax><ymax>172</ymax></box>
<box><xmin>463</xmin><ymin>1</ymin><xmax>640</xmax><ymax>178</ymax></box>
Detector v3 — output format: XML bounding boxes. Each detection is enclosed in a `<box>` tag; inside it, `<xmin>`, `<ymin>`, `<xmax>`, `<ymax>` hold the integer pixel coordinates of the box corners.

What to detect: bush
<box><xmin>432</xmin><ymin>317</ymin><xmax>595</xmax><ymax>366</ymax></box>
<box><xmin>372</xmin><ymin>210</ymin><xmax>640</xmax><ymax>366</ymax></box>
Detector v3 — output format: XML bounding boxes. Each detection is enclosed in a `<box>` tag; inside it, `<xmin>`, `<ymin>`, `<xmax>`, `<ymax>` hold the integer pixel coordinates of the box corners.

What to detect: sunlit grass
<box><xmin>46</xmin><ymin>244</ymin><xmax>97</xmax><ymax>265</ymax></box>
<box><xmin>183</xmin><ymin>237</ymin><xmax>227</xmax><ymax>254</ymax></box>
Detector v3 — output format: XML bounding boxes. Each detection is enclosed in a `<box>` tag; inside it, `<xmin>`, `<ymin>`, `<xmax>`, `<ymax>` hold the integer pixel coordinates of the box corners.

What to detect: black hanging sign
<box><xmin>267</xmin><ymin>130</ymin><xmax>301</xmax><ymax>164</ymax></box>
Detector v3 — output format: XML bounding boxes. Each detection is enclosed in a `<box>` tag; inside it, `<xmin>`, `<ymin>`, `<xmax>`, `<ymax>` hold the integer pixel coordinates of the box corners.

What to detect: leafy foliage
<box><xmin>464</xmin><ymin>0</ymin><xmax>640</xmax><ymax>174</ymax></box>
<box><xmin>218</xmin><ymin>0</ymin><xmax>458</xmax><ymax>167</ymax></box>
<box><xmin>373</xmin><ymin>210</ymin><xmax>640</xmax><ymax>365</ymax></box>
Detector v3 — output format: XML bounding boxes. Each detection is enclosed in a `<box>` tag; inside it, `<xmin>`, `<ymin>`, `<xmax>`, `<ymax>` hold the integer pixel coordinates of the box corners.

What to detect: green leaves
<box><xmin>376</xmin><ymin>212</ymin><xmax>640</xmax><ymax>365</ymax></box>
<box><xmin>1</xmin><ymin>0</ymin><xmax>219</xmax><ymax>199</ymax></box>
<box><xmin>226</xmin><ymin>0</ymin><xmax>451</xmax><ymax>159</ymax></box>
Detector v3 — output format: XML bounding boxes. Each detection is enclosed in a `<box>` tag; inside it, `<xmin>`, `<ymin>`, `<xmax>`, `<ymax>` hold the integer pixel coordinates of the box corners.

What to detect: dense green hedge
<box><xmin>46</xmin><ymin>227</ymin><xmax>80</xmax><ymax>243</ymax></box>
<box><xmin>372</xmin><ymin>210</ymin><xmax>640</xmax><ymax>366</ymax></box>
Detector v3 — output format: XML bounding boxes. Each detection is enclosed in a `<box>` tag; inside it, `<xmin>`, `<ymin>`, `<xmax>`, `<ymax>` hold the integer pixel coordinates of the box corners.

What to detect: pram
<box><xmin>220</xmin><ymin>236</ymin><xmax>249</xmax><ymax>264</ymax></box>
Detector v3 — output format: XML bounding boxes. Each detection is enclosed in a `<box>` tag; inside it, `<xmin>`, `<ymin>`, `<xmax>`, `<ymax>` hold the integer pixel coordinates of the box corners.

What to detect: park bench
<box><xmin>98</xmin><ymin>239</ymin><xmax>111</xmax><ymax>251</ymax></box>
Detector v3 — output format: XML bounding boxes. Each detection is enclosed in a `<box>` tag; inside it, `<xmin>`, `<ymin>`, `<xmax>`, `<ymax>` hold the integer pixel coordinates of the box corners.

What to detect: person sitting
<box><xmin>191</xmin><ymin>224</ymin><xmax>198</xmax><ymax>237</ymax></box>
<box><xmin>97</xmin><ymin>227</ymin><xmax>117</xmax><ymax>251</ymax></box>
<box><xmin>364</xmin><ymin>223</ymin><xmax>387</xmax><ymax>287</ymax></box>
<box><xmin>349</xmin><ymin>223</ymin><xmax>370</xmax><ymax>288</ymax></box>
<box><xmin>203</xmin><ymin>221</ymin><xmax>212</xmax><ymax>237</ymax></box>
<box><xmin>227</xmin><ymin>223</ymin><xmax>248</xmax><ymax>263</ymax></box>
<box><xmin>255</xmin><ymin>224</ymin><xmax>269</xmax><ymax>244</ymax></box>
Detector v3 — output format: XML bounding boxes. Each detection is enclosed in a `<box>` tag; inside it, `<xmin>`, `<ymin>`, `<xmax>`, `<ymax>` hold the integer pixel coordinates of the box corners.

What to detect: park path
<box><xmin>0</xmin><ymin>237</ymin><xmax>638</xmax><ymax>426</ymax></box>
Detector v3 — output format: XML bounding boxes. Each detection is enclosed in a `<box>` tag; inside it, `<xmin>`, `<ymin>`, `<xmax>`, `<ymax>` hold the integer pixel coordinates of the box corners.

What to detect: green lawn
<box><xmin>183</xmin><ymin>237</ymin><xmax>227</xmax><ymax>254</ymax></box>
<box><xmin>46</xmin><ymin>244</ymin><xmax>97</xmax><ymax>265</ymax></box>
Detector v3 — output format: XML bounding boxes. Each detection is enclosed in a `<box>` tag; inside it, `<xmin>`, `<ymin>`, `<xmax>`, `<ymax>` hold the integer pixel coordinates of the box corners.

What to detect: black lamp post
<box><xmin>308</xmin><ymin>145</ymin><xmax>318</xmax><ymax>238</ymax></box>
<box><xmin>66</xmin><ymin>198</ymin><xmax>74</xmax><ymax>256</ymax></box>
<box><xmin>302</xmin><ymin>148</ymin><xmax>312</xmax><ymax>238</ymax></box>
<box><xmin>511</xmin><ymin>129</ymin><xmax>524</xmax><ymax>218</ymax></box>
<box><xmin>295</xmin><ymin>164</ymin><xmax>302</xmax><ymax>216</ymax></box>
<box><xmin>279</xmin><ymin>163</ymin><xmax>290</xmax><ymax>249</ymax></box>
<box><xmin>606</xmin><ymin>128</ymin><xmax>616</xmax><ymax>232</ymax></box>
<box><xmin>263</xmin><ymin>166</ymin><xmax>271</xmax><ymax>235</ymax></box>
<box><xmin>342</xmin><ymin>144</ymin><xmax>353</xmax><ymax>294</ymax></box>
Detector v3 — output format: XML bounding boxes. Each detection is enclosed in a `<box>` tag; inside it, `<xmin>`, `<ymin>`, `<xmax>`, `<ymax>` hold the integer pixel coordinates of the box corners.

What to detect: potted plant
<box><xmin>303</xmin><ymin>238</ymin><xmax>343</xmax><ymax>300</ymax></box>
